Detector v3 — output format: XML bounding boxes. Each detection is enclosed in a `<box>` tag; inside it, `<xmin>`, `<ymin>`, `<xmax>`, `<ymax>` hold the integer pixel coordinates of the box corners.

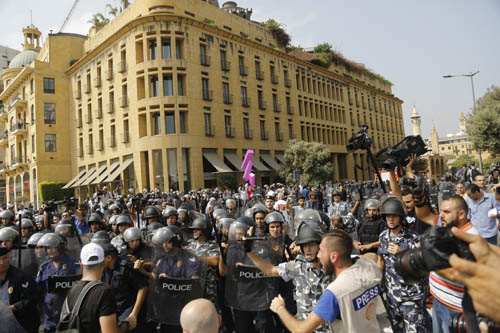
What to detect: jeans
<box><xmin>484</xmin><ymin>234</ymin><xmax>498</xmax><ymax>245</ymax></box>
<box><xmin>432</xmin><ymin>298</ymin><xmax>461</xmax><ymax>333</ymax></box>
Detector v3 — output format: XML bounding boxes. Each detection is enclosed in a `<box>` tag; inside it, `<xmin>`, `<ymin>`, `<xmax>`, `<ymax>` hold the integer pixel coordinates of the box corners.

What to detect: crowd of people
<box><xmin>0</xmin><ymin>161</ymin><xmax>499</xmax><ymax>333</ymax></box>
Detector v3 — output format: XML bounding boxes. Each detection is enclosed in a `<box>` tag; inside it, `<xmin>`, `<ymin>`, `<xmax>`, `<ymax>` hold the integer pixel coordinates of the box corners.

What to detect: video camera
<box><xmin>377</xmin><ymin>135</ymin><xmax>428</xmax><ymax>170</ymax></box>
<box><xmin>346</xmin><ymin>125</ymin><xmax>372</xmax><ymax>152</ymax></box>
<box><xmin>395</xmin><ymin>226</ymin><xmax>500</xmax><ymax>333</ymax></box>
<box><xmin>43</xmin><ymin>197</ymin><xmax>79</xmax><ymax>212</ymax></box>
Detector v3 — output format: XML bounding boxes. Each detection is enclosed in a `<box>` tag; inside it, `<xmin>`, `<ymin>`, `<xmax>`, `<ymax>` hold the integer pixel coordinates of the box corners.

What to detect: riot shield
<box><xmin>9</xmin><ymin>248</ymin><xmax>39</xmax><ymax>279</ymax></box>
<box><xmin>224</xmin><ymin>239</ymin><xmax>273</xmax><ymax>311</ymax></box>
<box><xmin>66</xmin><ymin>236</ymin><xmax>82</xmax><ymax>259</ymax></box>
<box><xmin>0</xmin><ymin>304</ymin><xmax>27</xmax><ymax>333</ymax></box>
<box><xmin>265</xmin><ymin>234</ymin><xmax>285</xmax><ymax>266</ymax></box>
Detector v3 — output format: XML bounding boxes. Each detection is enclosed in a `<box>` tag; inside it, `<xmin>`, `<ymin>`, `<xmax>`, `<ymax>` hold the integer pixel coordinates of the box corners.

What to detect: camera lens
<box><xmin>394</xmin><ymin>249</ymin><xmax>428</xmax><ymax>285</ymax></box>
<box><xmin>449</xmin><ymin>312</ymin><xmax>467</xmax><ymax>333</ymax></box>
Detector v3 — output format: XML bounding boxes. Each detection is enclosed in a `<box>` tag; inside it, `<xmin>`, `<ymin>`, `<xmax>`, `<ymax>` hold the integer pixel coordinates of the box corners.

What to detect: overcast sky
<box><xmin>1</xmin><ymin>0</ymin><xmax>499</xmax><ymax>138</ymax></box>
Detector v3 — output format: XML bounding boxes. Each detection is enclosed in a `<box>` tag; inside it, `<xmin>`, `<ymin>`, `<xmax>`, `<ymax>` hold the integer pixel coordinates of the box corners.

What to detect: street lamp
<box><xmin>443</xmin><ymin>70</ymin><xmax>482</xmax><ymax>172</ymax></box>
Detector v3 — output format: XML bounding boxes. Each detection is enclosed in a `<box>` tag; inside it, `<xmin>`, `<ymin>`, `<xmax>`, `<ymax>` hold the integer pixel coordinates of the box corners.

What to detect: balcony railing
<box><xmin>118</xmin><ymin>62</ymin><xmax>127</xmax><ymax>73</ymax></box>
<box><xmin>256</xmin><ymin>70</ymin><xmax>264</xmax><ymax>80</ymax></box>
<box><xmin>225</xmin><ymin>127</ymin><xmax>235</xmax><ymax>138</ymax></box>
<box><xmin>271</xmin><ymin>74</ymin><xmax>279</xmax><ymax>84</ymax></box>
<box><xmin>121</xmin><ymin>132</ymin><xmax>130</xmax><ymax>143</ymax></box>
<box><xmin>200</xmin><ymin>55</ymin><xmax>211</xmax><ymax>66</ymax></box>
<box><xmin>94</xmin><ymin>77</ymin><xmax>102</xmax><ymax>88</ymax></box>
<box><xmin>284</xmin><ymin>78</ymin><xmax>292</xmax><ymax>88</ymax></box>
<box><xmin>242</xmin><ymin>97</ymin><xmax>251</xmax><ymax>107</ymax></box>
<box><xmin>120</xmin><ymin>96</ymin><xmax>128</xmax><ymax>108</ymax></box>
<box><xmin>223</xmin><ymin>94</ymin><xmax>233</xmax><ymax>105</ymax></box>
<box><xmin>11</xmin><ymin>122</ymin><xmax>27</xmax><ymax>134</ymax></box>
<box><xmin>107</xmin><ymin>103</ymin><xmax>115</xmax><ymax>114</ymax></box>
<box><xmin>287</xmin><ymin>106</ymin><xmax>294</xmax><ymax>115</ymax></box>
<box><xmin>221</xmin><ymin>60</ymin><xmax>231</xmax><ymax>72</ymax></box>
<box><xmin>244</xmin><ymin>129</ymin><xmax>253</xmax><ymax>140</ymax></box>
<box><xmin>202</xmin><ymin>90</ymin><xmax>213</xmax><ymax>101</ymax></box>
<box><xmin>108</xmin><ymin>136</ymin><xmax>116</xmax><ymax>147</ymax></box>
<box><xmin>239</xmin><ymin>65</ymin><xmax>248</xmax><ymax>76</ymax></box>
<box><xmin>205</xmin><ymin>125</ymin><xmax>215</xmax><ymax>137</ymax></box>
<box><xmin>258</xmin><ymin>100</ymin><xmax>267</xmax><ymax>110</ymax></box>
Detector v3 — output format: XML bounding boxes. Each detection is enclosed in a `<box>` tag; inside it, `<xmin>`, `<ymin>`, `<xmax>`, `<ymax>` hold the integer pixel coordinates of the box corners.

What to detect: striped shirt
<box><xmin>429</xmin><ymin>220</ymin><xmax>478</xmax><ymax>310</ymax></box>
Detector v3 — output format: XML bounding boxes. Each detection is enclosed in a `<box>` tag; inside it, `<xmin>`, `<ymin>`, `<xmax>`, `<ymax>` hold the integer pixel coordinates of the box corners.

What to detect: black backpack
<box><xmin>56</xmin><ymin>280</ymin><xmax>103</xmax><ymax>333</ymax></box>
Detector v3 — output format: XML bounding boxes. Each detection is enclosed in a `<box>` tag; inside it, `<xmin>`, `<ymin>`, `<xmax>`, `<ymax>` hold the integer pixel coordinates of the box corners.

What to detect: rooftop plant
<box><xmin>260</xmin><ymin>19</ymin><xmax>291</xmax><ymax>50</ymax></box>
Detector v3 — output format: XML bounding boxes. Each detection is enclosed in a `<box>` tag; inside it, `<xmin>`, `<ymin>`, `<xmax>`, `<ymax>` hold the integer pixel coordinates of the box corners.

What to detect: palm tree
<box><xmin>87</xmin><ymin>13</ymin><xmax>109</xmax><ymax>31</ymax></box>
<box><xmin>106</xmin><ymin>4</ymin><xmax>119</xmax><ymax>17</ymax></box>
<box><xmin>119</xmin><ymin>0</ymin><xmax>130</xmax><ymax>12</ymax></box>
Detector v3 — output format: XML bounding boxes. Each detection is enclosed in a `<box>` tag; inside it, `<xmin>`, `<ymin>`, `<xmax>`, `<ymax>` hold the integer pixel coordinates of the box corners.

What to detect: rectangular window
<box><xmin>167</xmin><ymin>148</ymin><xmax>179</xmax><ymax>190</ymax></box>
<box><xmin>222</xmin><ymin>82</ymin><xmax>231</xmax><ymax>103</ymax></box>
<box><xmin>288</xmin><ymin>123</ymin><xmax>294</xmax><ymax>139</ymax></box>
<box><xmin>241</xmin><ymin>86</ymin><xmax>248</xmax><ymax>105</ymax></box>
<box><xmin>260</xmin><ymin>120</ymin><xmax>266</xmax><ymax>140</ymax></box>
<box><xmin>148</xmin><ymin>39</ymin><xmax>158</xmax><ymax>60</ymax></box>
<box><xmin>163</xmin><ymin>75</ymin><xmax>173</xmax><ymax>96</ymax></box>
<box><xmin>44</xmin><ymin>103</ymin><xmax>56</xmax><ymax>124</ymax></box>
<box><xmin>200</xmin><ymin>44</ymin><xmax>209</xmax><ymax>65</ymax></box>
<box><xmin>31</xmin><ymin>135</ymin><xmax>35</xmax><ymax>153</ymax></box>
<box><xmin>182</xmin><ymin>148</ymin><xmax>191</xmax><ymax>190</ymax></box>
<box><xmin>153</xmin><ymin>150</ymin><xmax>164</xmax><ymax>191</ymax></box>
<box><xmin>150</xmin><ymin>75</ymin><xmax>159</xmax><ymax>97</ymax></box>
<box><xmin>177</xmin><ymin>75</ymin><xmax>184</xmax><ymax>96</ymax></box>
<box><xmin>30</xmin><ymin>79</ymin><xmax>34</xmax><ymax>94</ymax></box>
<box><xmin>45</xmin><ymin>134</ymin><xmax>56</xmax><ymax>152</ymax></box>
<box><xmin>224</xmin><ymin>115</ymin><xmax>231</xmax><ymax>137</ymax></box>
<box><xmin>243</xmin><ymin>118</ymin><xmax>250</xmax><ymax>138</ymax></box>
<box><xmin>43</xmin><ymin>78</ymin><xmax>55</xmax><ymax>93</ymax></box>
<box><xmin>204</xmin><ymin>113</ymin><xmax>212</xmax><ymax>136</ymax></box>
<box><xmin>165</xmin><ymin>111</ymin><xmax>176</xmax><ymax>134</ymax></box>
<box><xmin>161</xmin><ymin>38</ymin><xmax>171</xmax><ymax>59</ymax></box>
<box><xmin>175</xmin><ymin>39</ymin><xmax>182</xmax><ymax>59</ymax></box>
<box><xmin>152</xmin><ymin>112</ymin><xmax>161</xmax><ymax>135</ymax></box>
<box><xmin>275</xmin><ymin>122</ymin><xmax>281</xmax><ymax>140</ymax></box>
<box><xmin>179</xmin><ymin>111</ymin><xmax>187</xmax><ymax>134</ymax></box>
<box><xmin>202</xmin><ymin>78</ymin><xmax>211</xmax><ymax>100</ymax></box>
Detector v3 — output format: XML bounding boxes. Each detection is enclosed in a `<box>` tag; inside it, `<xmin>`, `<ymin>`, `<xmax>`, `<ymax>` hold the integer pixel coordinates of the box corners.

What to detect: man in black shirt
<box><xmin>65</xmin><ymin>243</ymin><xmax>136</xmax><ymax>333</ymax></box>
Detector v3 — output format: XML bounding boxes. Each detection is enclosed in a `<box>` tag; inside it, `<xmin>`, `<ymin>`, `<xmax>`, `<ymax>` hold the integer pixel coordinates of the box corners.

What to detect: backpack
<box><xmin>56</xmin><ymin>280</ymin><xmax>103</xmax><ymax>333</ymax></box>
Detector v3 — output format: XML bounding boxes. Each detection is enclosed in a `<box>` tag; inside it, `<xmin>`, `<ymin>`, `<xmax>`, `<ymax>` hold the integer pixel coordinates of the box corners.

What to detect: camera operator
<box><xmin>415</xmin><ymin>194</ymin><xmax>480</xmax><ymax>333</ymax></box>
<box><xmin>448</xmin><ymin>227</ymin><xmax>500</xmax><ymax>325</ymax></box>
<box><xmin>93</xmin><ymin>186</ymin><xmax>113</xmax><ymax>207</ymax></box>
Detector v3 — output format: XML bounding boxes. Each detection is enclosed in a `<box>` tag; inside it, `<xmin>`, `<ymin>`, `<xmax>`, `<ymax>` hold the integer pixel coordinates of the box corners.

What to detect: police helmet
<box><xmin>144</xmin><ymin>205</ymin><xmax>161</xmax><ymax>220</ymax></box>
<box><xmin>27</xmin><ymin>232</ymin><xmax>45</xmax><ymax>247</ymax></box>
<box><xmin>295</xmin><ymin>222</ymin><xmax>323</xmax><ymax>245</ymax></box>
<box><xmin>190</xmin><ymin>217</ymin><xmax>207</xmax><ymax>230</ymax></box>
<box><xmin>220</xmin><ymin>217</ymin><xmax>235</xmax><ymax>230</ymax></box>
<box><xmin>88</xmin><ymin>213</ymin><xmax>103</xmax><ymax>225</ymax></box>
<box><xmin>55</xmin><ymin>219</ymin><xmax>74</xmax><ymax>236</ymax></box>
<box><xmin>332</xmin><ymin>189</ymin><xmax>342</xmax><ymax>197</ymax></box>
<box><xmin>0</xmin><ymin>227</ymin><xmax>19</xmax><ymax>241</ymax></box>
<box><xmin>294</xmin><ymin>209</ymin><xmax>322</xmax><ymax>227</ymax></box>
<box><xmin>228</xmin><ymin>221</ymin><xmax>248</xmax><ymax>241</ymax></box>
<box><xmin>109</xmin><ymin>215</ymin><xmax>119</xmax><ymax>226</ymax></box>
<box><xmin>0</xmin><ymin>210</ymin><xmax>14</xmax><ymax>221</ymax></box>
<box><xmin>147</xmin><ymin>222</ymin><xmax>163</xmax><ymax>240</ymax></box>
<box><xmin>18</xmin><ymin>218</ymin><xmax>34</xmax><ymax>229</ymax></box>
<box><xmin>252</xmin><ymin>204</ymin><xmax>267</xmax><ymax>216</ymax></box>
<box><xmin>364</xmin><ymin>199</ymin><xmax>381</xmax><ymax>211</ymax></box>
<box><xmin>116</xmin><ymin>214</ymin><xmax>131</xmax><ymax>226</ymax></box>
<box><xmin>265</xmin><ymin>212</ymin><xmax>285</xmax><ymax>225</ymax></box>
<box><xmin>151</xmin><ymin>227</ymin><xmax>176</xmax><ymax>246</ymax></box>
<box><xmin>34</xmin><ymin>215</ymin><xmax>45</xmax><ymax>224</ymax></box>
<box><xmin>235</xmin><ymin>216</ymin><xmax>254</xmax><ymax>227</ymax></box>
<box><xmin>163</xmin><ymin>207</ymin><xmax>178</xmax><ymax>218</ymax></box>
<box><xmin>123</xmin><ymin>227</ymin><xmax>143</xmax><ymax>242</ymax></box>
<box><xmin>212</xmin><ymin>208</ymin><xmax>227</xmax><ymax>221</ymax></box>
<box><xmin>91</xmin><ymin>230</ymin><xmax>111</xmax><ymax>245</ymax></box>
<box><xmin>37</xmin><ymin>233</ymin><xmax>66</xmax><ymax>248</ymax></box>
<box><xmin>109</xmin><ymin>203</ymin><xmax>121</xmax><ymax>212</ymax></box>
<box><xmin>225</xmin><ymin>198</ymin><xmax>236</xmax><ymax>209</ymax></box>
<box><xmin>20</xmin><ymin>211</ymin><xmax>33</xmax><ymax>221</ymax></box>
<box><xmin>177</xmin><ymin>205</ymin><xmax>188</xmax><ymax>217</ymax></box>
<box><xmin>380</xmin><ymin>198</ymin><xmax>406</xmax><ymax>218</ymax></box>
<box><xmin>243</xmin><ymin>208</ymin><xmax>254</xmax><ymax>219</ymax></box>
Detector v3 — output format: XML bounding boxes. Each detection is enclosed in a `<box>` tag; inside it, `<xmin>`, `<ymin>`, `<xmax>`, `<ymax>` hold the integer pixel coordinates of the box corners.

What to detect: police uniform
<box><xmin>111</xmin><ymin>234</ymin><xmax>127</xmax><ymax>252</ymax></box>
<box><xmin>184</xmin><ymin>239</ymin><xmax>219</xmax><ymax>305</ymax></box>
<box><xmin>378</xmin><ymin>227</ymin><xmax>431</xmax><ymax>333</ymax></box>
<box><xmin>0</xmin><ymin>262</ymin><xmax>41</xmax><ymax>333</ymax></box>
<box><xmin>357</xmin><ymin>217</ymin><xmax>385</xmax><ymax>253</ymax></box>
<box><xmin>328</xmin><ymin>201</ymin><xmax>358</xmax><ymax>234</ymax></box>
<box><xmin>277</xmin><ymin>255</ymin><xmax>333</xmax><ymax>333</ymax></box>
<box><xmin>102</xmin><ymin>256</ymin><xmax>149</xmax><ymax>328</ymax></box>
<box><xmin>36</xmin><ymin>253</ymin><xmax>81</xmax><ymax>332</ymax></box>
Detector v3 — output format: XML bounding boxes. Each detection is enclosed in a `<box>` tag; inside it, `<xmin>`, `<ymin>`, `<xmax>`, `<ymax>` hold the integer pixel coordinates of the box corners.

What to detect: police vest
<box><xmin>359</xmin><ymin>218</ymin><xmax>383</xmax><ymax>245</ymax></box>
<box><xmin>327</xmin><ymin>258</ymin><xmax>382</xmax><ymax>333</ymax></box>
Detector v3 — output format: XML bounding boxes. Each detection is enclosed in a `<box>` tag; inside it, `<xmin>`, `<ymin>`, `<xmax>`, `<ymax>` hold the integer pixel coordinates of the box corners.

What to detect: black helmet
<box><xmin>116</xmin><ymin>214</ymin><xmax>131</xmax><ymax>226</ymax></box>
<box><xmin>88</xmin><ymin>213</ymin><xmax>103</xmax><ymax>224</ymax></box>
<box><xmin>20</xmin><ymin>211</ymin><xmax>33</xmax><ymax>221</ymax></box>
<box><xmin>163</xmin><ymin>207</ymin><xmax>178</xmax><ymax>218</ymax></box>
<box><xmin>190</xmin><ymin>217</ymin><xmax>207</xmax><ymax>230</ymax></box>
<box><xmin>252</xmin><ymin>204</ymin><xmax>267</xmax><ymax>216</ymax></box>
<box><xmin>295</xmin><ymin>222</ymin><xmax>323</xmax><ymax>245</ymax></box>
<box><xmin>91</xmin><ymin>230</ymin><xmax>111</xmax><ymax>245</ymax></box>
<box><xmin>380</xmin><ymin>198</ymin><xmax>406</xmax><ymax>218</ymax></box>
<box><xmin>295</xmin><ymin>209</ymin><xmax>322</xmax><ymax>226</ymax></box>
<box><xmin>265</xmin><ymin>212</ymin><xmax>285</xmax><ymax>225</ymax></box>
<box><xmin>123</xmin><ymin>227</ymin><xmax>143</xmax><ymax>242</ymax></box>
<box><xmin>144</xmin><ymin>206</ymin><xmax>161</xmax><ymax>219</ymax></box>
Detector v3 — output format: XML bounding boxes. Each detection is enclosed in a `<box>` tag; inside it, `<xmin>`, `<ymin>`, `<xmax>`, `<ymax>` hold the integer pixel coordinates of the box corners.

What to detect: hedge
<box><xmin>37</xmin><ymin>182</ymin><xmax>75</xmax><ymax>203</ymax></box>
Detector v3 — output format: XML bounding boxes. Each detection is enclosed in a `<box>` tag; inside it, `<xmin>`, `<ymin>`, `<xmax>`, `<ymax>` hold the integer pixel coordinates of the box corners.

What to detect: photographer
<box><xmin>93</xmin><ymin>186</ymin><xmax>113</xmax><ymax>206</ymax></box>
<box><xmin>415</xmin><ymin>194</ymin><xmax>480</xmax><ymax>333</ymax></box>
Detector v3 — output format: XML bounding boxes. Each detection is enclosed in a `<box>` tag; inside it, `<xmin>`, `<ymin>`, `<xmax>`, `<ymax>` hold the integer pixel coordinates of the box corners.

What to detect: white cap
<box><xmin>80</xmin><ymin>243</ymin><xmax>104</xmax><ymax>265</ymax></box>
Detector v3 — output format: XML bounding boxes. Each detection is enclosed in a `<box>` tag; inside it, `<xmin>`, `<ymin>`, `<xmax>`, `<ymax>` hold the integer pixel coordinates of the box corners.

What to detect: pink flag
<box><xmin>249</xmin><ymin>173</ymin><xmax>255</xmax><ymax>186</ymax></box>
<box><xmin>241</xmin><ymin>150</ymin><xmax>254</xmax><ymax>171</ymax></box>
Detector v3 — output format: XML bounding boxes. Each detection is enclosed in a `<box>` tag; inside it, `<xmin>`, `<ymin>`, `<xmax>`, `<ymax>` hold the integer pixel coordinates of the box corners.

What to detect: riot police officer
<box><xmin>252</xmin><ymin>203</ymin><xmax>268</xmax><ymax>237</ymax></box>
<box><xmin>54</xmin><ymin>219</ymin><xmax>82</xmax><ymax>258</ymax></box>
<box><xmin>0</xmin><ymin>227</ymin><xmax>19</xmax><ymax>250</ymax></box>
<box><xmin>36</xmin><ymin>233</ymin><xmax>81</xmax><ymax>333</ymax></box>
<box><xmin>17</xmin><ymin>218</ymin><xmax>35</xmax><ymax>245</ymax></box>
<box><xmin>111</xmin><ymin>214</ymin><xmax>132</xmax><ymax>252</ymax></box>
<box><xmin>121</xmin><ymin>227</ymin><xmax>154</xmax><ymax>272</ymax></box>
<box><xmin>355</xmin><ymin>199</ymin><xmax>385</xmax><ymax>255</ymax></box>
<box><xmin>0</xmin><ymin>210</ymin><xmax>15</xmax><ymax>227</ymax></box>
<box><xmin>0</xmin><ymin>246</ymin><xmax>41</xmax><ymax>333</ymax></box>
<box><xmin>91</xmin><ymin>230</ymin><xmax>111</xmax><ymax>245</ymax></box>
<box><xmin>88</xmin><ymin>212</ymin><xmax>105</xmax><ymax>234</ymax></box>
<box><xmin>377</xmin><ymin>198</ymin><xmax>431</xmax><ymax>333</ymax></box>
<box><xmin>163</xmin><ymin>207</ymin><xmax>179</xmax><ymax>227</ymax></box>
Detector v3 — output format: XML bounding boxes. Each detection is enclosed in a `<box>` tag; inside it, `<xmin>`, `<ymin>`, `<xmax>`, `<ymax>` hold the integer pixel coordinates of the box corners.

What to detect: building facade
<box><xmin>1</xmin><ymin>0</ymin><xmax>405</xmax><ymax>204</ymax></box>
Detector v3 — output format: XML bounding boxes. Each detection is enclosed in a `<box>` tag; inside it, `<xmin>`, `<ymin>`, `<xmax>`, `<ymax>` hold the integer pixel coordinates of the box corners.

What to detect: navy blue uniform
<box><xmin>36</xmin><ymin>253</ymin><xmax>81</xmax><ymax>332</ymax></box>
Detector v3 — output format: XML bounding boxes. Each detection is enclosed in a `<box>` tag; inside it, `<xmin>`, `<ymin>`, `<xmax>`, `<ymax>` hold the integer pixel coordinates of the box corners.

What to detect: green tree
<box><xmin>312</xmin><ymin>43</ymin><xmax>333</xmax><ymax>67</ymax></box>
<box><xmin>451</xmin><ymin>154</ymin><xmax>477</xmax><ymax>168</ymax></box>
<box><xmin>260</xmin><ymin>19</ymin><xmax>291</xmax><ymax>49</ymax></box>
<box><xmin>106</xmin><ymin>4</ymin><xmax>119</xmax><ymax>17</ymax></box>
<box><xmin>279</xmin><ymin>140</ymin><xmax>334</xmax><ymax>184</ymax></box>
<box><xmin>88</xmin><ymin>13</ymin><xmax>109</xmax><ymax>30</ymax></box>
<box><xmin>467</xmin><ymin>85</ymin><xmax>500</xmax><ymax>154</ymax></box>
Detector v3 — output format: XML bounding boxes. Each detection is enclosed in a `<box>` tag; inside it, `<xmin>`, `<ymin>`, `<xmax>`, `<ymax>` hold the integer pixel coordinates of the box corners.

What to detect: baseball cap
<box><xmin>80</xmin><ymin>243</ymin><xmax>104</xmax><ymax>265</ymax></box>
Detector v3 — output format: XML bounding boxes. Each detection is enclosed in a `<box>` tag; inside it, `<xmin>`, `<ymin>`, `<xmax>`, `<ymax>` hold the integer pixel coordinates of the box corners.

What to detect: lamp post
<box><xmin>443</xmin><ymin>70</ymin><xmax>482</xmax><ymax>173</ymax></box>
